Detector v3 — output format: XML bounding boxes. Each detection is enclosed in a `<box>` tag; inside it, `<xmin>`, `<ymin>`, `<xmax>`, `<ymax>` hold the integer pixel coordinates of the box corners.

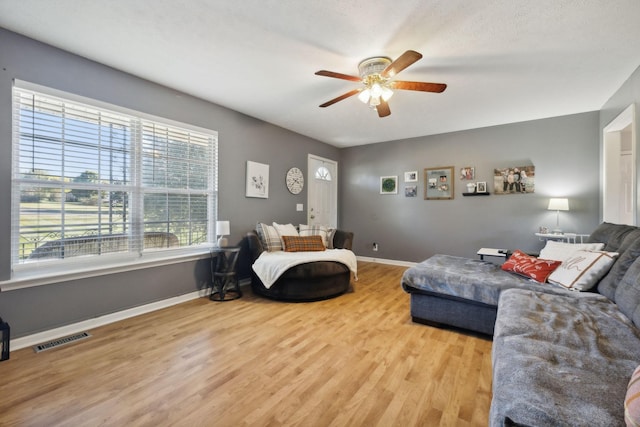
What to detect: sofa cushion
<box><xmin>599</xmin><ymin>234</ymin><xmax>640</xmax><ymax>300</ymax></box>
<box><xmin>588</xmin><ymin>222</ymin><xmax>639</xmax><ymax>252</ymax></box>
<box><xmin>501</xmin><ymin>250</ymin><xmax>562</xmax><ymax>283</ymax></box>
<box><xmin>547</xmin><ymin>250</ymin><xmax>618</xmax><ymax>291</ymax></box>
<box><xmin>282</xmin><ymin>235</ymin><xmax>325</xmax><ymax>252</ymax></box>
<box><xmin>625</xmin><ymin>365</ymin><xmax>640</xmax><ymax>427</ymax></box>
<box><xmin>616</xmin><ymin>256</ymin><xmax>640</xmax><ymax>328</ymax></box>
<box><xmin>538</xmin><ymin>240</ymin><xmax>604</xmax><ymax>261</ymax></box>
<box><xmin>491</xmin><ymin>288</ymin><xmax>640</xmax><ymax>427</ymax></box>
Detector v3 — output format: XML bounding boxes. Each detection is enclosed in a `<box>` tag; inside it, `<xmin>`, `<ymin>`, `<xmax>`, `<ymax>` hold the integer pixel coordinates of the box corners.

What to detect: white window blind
<box><xmin>12</xmin><ymin>85</ymin><xmax>218</xmax><ymax>270</ymax></box>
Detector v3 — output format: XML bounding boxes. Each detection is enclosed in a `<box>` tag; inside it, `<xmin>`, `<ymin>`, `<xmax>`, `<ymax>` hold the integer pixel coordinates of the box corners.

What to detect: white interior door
<box><xmin>603</xmin><ymin>104</ymin><xmax>636</xmax><ymax>225</ymax></box>
<box><xmin>307</xmin><ymin>154</ymin><xmax>337</xmax><ymax>227</ymax></box>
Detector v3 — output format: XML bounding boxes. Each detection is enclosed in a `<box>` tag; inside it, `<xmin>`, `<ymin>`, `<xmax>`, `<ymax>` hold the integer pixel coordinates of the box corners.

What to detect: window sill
<box><xmin>0</xmin><ymin>248</ymin><xmax>213</xmax><ymax>292</ymax></box>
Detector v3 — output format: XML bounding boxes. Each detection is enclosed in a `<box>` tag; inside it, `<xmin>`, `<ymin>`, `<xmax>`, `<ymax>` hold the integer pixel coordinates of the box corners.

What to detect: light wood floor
<box><xmin>0</xmin><ymin>261</ymin><xmax>493</xmax><ymax>427</ymax></box>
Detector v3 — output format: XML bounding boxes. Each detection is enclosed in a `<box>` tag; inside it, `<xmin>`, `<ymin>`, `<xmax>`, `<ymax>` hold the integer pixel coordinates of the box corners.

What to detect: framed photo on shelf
<box><xmin>424</xmin><ymin>166</ymin><xmax>454</xmax><ymax>200</ymax></box>
<box><xmin>245</xmin><ymin>161</ymin><xmax>269</xmax><ymax>198</ymax></box>
<box><xmin>380</xmin><ymin>176</ymin><xmax>398</xmax><ymax>194</ymax></box>
<box><xmin>404</xmin><ymin>171</ymin><xmax>418</xmax><ymax>182</ymax></box>
<box><xmin>476</xmin><ymin>181</ymin><xmax>487</xmax><ymax>193</ymax></box>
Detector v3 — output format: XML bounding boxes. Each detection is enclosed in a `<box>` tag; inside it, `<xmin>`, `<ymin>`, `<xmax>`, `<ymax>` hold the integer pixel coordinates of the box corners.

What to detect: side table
<box><xmin>534</xmin><ymin>232</ymin><xmax>589</xmax><ymax>243</ymax></box>
<box><xmin>210</xmin><ymin>246</ymin><xmax>242</xmax><ymax>301</ymax></box>
<box><xmin>477</xmin><ymin>247</ymin><xmax>509</xmax><ymax>261</ymax></box>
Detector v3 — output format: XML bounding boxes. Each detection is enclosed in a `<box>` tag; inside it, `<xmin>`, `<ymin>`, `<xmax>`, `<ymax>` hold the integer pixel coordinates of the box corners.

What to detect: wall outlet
<box><xmin>372</xmin><ymin>242</ymin><xmax>378</xmax><ymax>251</ymax></box>
<box><xmin>296</xmin><ymin>203</ymin><xmax>303</xmax><ymax>211</ymax></box>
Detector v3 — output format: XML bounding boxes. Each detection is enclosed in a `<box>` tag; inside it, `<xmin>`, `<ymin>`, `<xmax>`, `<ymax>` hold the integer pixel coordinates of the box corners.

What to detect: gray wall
<box><xmin>340</xmin><ymin>112</ymin><xmax>601</xmax><ymax>262</ymax></box>
<box><xmin>0</xmin><ymin>29</ymin><xmax>340</xmax><ymax>337</ymax></box>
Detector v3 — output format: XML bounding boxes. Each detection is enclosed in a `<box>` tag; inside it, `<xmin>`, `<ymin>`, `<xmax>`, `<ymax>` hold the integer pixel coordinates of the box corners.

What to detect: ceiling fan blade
<box><xmin>377</xmin><ymin>99</ymin><xmax>391</xmax><ymax>117</ymax></box>
<box><xmin>319</xmin><ymin>89</ymin><xmax>361</xmax><ymax>108</ymax></box>
<box><xmin>391</xmin><ymin>81</ymin><xmax>447</xmax><ymax>93</ymax></box>
<box><xmin>381</xmin><ymin>50</ymin><xmax>423</xmax><ymax>78</ymax></box>
<box><xmin>315</xmin><ymin>70</ymin><xmax>362</xmax><ymax>82</ymax></box>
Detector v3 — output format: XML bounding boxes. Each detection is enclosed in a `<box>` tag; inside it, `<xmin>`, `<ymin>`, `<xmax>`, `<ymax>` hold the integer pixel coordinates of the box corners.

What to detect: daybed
<box><xmin>402</xmin><ymin>222</ymin><xmax>640</xmax><ymax>426</ymax></box>
<box><xmin>247</xmin><ymin>224</ymin><xmax>356</xmax><ymax>301</ymax></box>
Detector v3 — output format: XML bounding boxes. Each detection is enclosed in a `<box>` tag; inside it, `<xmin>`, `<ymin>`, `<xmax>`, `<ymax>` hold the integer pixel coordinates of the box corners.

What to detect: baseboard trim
<box><xmin>356</xmin><ymin>256</ymin><xmax>417</xmax><ymax>268</ymax></box>
<box><xmin>12</xmin><ymin>277</ymin><xmax>252</xmax><ymax>352</ymax></box>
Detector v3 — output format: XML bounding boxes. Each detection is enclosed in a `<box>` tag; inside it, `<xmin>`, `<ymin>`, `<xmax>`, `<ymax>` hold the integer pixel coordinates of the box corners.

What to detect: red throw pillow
<box><xmin>282</xmin><ymin>235</ymin><xmax>326</xmax><ymax>252</ymax></box>
<box><xmin>501</xmin><ymin>250</ymin><xmax>562</xmax><ymax>283</ymax></box>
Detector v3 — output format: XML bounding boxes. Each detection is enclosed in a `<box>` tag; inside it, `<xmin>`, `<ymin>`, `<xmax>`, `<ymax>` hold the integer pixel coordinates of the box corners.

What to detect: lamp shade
<box><xmin>216</xmin><ymin>220</ymin><xmax>230</xmax><ymax>236</ymax></box>
<box><xmin>548</xmin><ymin>198</ymin><xmax>569</xmax><ymax>211</ymax></box>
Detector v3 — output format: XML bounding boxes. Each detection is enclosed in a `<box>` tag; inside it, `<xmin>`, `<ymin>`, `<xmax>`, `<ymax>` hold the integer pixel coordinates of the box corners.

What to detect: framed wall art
<box><xmin>380</xmin><ymin>176</ymin><xmax>398</xmax><ymax>194</ymax></box>
<box><xmin>493</xmin><ymin>165</ymin><xmax>535</xmax><ymax>195</ymax></box>
<box><xmin>405</xmin><ymin>185</ymin><xmax>418</xmax><ymax>197</ymax></box>
<box><xmin>246</xmin><ymin>160</ymin><xmax>269</xmax><ymax>198</ymax></box>
<box><xmin>404</xmin><ymin>171</ymin><xmax>418</xmax><ymax>182</ymax></box>
<box><xmin>476</xmin><ymin>181</ymin><xmax>487</xmax><ymax>193</ymax></box>
<box><xmin>425</xmin><ymin>166</ymin><xmax>454</xmax><ymax>200</ymax></box>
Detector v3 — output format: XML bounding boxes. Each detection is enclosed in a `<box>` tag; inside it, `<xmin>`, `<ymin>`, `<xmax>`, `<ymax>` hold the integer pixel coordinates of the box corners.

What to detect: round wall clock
<box><xmin>286</xmin><ymin>167</ymin><xmax>304</xmax><ymax>194</ymax></box>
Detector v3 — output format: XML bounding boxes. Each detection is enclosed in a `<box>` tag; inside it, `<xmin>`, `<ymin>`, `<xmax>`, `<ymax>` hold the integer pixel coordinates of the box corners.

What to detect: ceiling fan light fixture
<box><xmin>381</xmin><ymin>86</ymin><xmax>394</xmax><ymax>101</ymax></box>
<box><xmin>358</xmin><ymin>88</ymin><xmax>371</xmax><ymax>104</ymax></box>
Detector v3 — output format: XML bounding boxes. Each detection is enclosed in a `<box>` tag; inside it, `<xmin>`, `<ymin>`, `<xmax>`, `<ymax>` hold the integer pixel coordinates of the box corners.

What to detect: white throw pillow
<box><xmin>547</xmin><ymin>250</ymin><xmax>618</xmax><ymax>291</ymax></box>
<box><xmin>539</xmin><ymin>240</ymin><xmax>605</xmax><ymax>262</ymax></box>
<box><xmin>272</xmin><ymin>222</ymin><xmax>299</xmax><ymax>248</ymax></box>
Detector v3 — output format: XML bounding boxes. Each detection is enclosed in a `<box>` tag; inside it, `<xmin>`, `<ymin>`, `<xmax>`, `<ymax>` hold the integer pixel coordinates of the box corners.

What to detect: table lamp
<box><xmin>216</xmin><ymin>220</ymin><xmax>230</xmax><ymax>247</ymax></box>
<box><xmin>548</xmin><ymin>198</ymin><xmax>569</xmax><ymax>234</ymax></box>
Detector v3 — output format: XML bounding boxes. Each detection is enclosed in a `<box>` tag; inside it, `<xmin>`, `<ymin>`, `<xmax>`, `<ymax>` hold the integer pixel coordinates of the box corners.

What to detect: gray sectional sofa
<box><xmin>401</xmin><ymin>222</ymin><xmax>640</xmax><ymax>426</ymax></box>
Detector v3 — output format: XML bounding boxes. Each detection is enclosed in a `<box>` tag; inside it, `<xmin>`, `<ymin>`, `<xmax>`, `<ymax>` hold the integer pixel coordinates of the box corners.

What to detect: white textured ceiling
<box><xmin>1</xmin><ymin>0</ymin><xmax>640</xmax><ymax>147</ymax></box>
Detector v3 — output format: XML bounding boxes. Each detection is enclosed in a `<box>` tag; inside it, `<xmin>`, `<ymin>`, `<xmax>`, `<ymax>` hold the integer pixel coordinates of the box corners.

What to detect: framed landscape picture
<box><xmin>425</xmin><ymin>166</ymin><xmax>454</xmax><ymax>200</ymax></box>
<box><xmin>380</xmin><ymin>176</ymin><xmax>398</xmax><ymax>194</ymax></box>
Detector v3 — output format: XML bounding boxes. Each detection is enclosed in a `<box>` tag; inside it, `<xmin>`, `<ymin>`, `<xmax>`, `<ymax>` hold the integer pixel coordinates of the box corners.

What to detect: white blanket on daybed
<box><xmin>252</xmin><ymin>249</ymin><xmax>358</xmax><ymax>289</ymax></box>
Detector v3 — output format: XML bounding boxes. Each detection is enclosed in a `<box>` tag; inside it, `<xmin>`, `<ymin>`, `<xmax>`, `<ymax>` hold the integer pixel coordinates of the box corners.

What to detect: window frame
<box><xmin>6</xmin><ymin>80</ymin><xmax>218</xmax><ymax>290</ymax></box>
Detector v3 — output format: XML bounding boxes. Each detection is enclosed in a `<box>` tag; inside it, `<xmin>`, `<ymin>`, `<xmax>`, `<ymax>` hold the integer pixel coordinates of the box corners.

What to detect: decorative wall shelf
<box><xmin>462</xmin><ymin>192</ymin><xmax>490</xmax><ymax>197</ymax></box>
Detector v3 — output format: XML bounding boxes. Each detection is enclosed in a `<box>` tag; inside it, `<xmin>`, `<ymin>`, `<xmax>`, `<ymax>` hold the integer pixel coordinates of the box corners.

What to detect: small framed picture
<box><xmin>405</xmin><ymin>185</ymin><xmax>417</xmax><ymax>197</ymax></box>
<box><xmin>476</xmin><ymin>181</ymin><xmax>487</xmax><ymax>193</ymax></box>
<box><xmin>424</xmin><ymin>166</ymin><xmax>454</xmax><ymax>200</ymax></box>
<box><xmin>380</xmin><ymin>176</ymin><xmax>398</xmax><ymax>194</ymax></box>
<box><xmin>404</xmin><ymin>171</ymin><xmax>418</xmax><ymax>182</ymax></box>
<box><xmin>460</xmin><ymin>167</ymin><xmax>475</xmax><ymax>180</ymax></box>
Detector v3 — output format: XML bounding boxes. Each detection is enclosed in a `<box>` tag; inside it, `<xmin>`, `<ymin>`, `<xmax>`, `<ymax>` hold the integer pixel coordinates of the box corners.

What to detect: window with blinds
<box><xmin>12</xmin><ymin>85</ymin><xmax>218</xmax><ymax>269</ymax></box>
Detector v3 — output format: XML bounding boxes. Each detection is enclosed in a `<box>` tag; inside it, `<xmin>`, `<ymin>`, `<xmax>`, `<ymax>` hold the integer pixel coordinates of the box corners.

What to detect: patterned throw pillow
<box><xmin>299</xmin><ymin>224</ymin><xmax>330</xmax><ymax>247</ymax></box>
<box><xmin>501</xmin><ymin>250</ymin><xmax>562</xmax><ymax>283</ymax></box>
<box><xmin>625</xmin><ymin>365</ymin><xmax>640</xmax><ymax>427</ymax></box>
<box><xmin>547</xmin><ymin>250</ymin><xmax>618</xmax><ymax>291</ymax></box>
<box><xmin>256</xmin><ymin>222</ymin><xmax>283</xmax><ymax>252</ymax></box>
<box><xmin>282</xmin><ymin>235</ymin><xmax>326</xmax><ymax>252</ymax></box>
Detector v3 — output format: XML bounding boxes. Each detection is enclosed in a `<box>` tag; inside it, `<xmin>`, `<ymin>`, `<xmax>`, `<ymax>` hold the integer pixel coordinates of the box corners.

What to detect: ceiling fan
<box><xmin>315</xmin><ymin>50</ymin><xmax>447</xmax><ymax>118</ymax></box>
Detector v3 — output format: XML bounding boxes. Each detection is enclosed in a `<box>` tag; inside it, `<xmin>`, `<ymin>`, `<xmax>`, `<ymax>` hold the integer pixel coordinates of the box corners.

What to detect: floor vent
<box><xmin>33</xmin><ymin>332</ymin><xmax>91</xmax><ymax>353</ymax></box>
